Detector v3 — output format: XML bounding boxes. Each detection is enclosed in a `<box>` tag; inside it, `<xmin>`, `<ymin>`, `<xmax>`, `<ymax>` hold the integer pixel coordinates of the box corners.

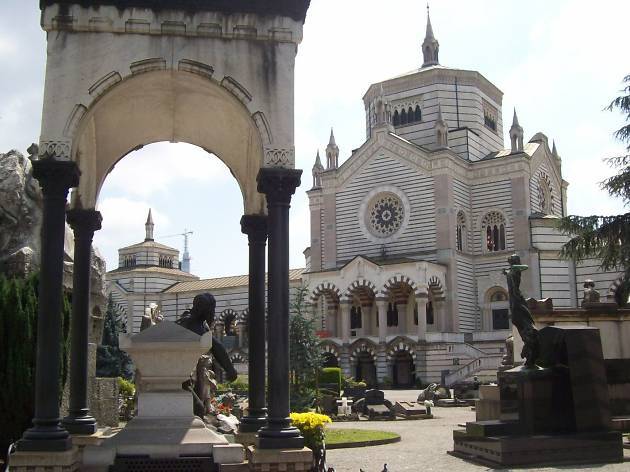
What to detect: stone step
<box><xmin>218</xmin><ymin>463</ymin><xmax>249</xmax><ymax>472</ymax></box>
<box><xmin>464</xmin><ymin>420</ymin><xmax>520</xmax><ymax>437</ymax></box>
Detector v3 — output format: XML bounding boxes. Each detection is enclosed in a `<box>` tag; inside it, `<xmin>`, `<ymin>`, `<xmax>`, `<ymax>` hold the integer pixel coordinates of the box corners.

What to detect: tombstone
<box><xmin>392</xmin><ymin>401</ymin><xmax>432</xmax><ymax>419</ymax></box>
<box><xmin>354</xmin><ymin>389</ymin><xmax>394</xmax><ymax>420</ymax></box>
<box><xmin>336</xmin><ymin>397</ymin><xmax>354</xmax><ymax>417</ymax></box>
<box><xmin>450</xmin><ymin>326</ymin><xmax>623</xmax><ymax>467</ymax></box>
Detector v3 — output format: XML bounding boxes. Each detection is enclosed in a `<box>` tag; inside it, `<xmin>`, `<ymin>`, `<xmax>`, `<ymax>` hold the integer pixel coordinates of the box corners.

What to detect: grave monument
<box><xmin>9</xmin><ymin>0</ymin><xmax>312</xmax><ymax>470</ymax></box>
<box><xmin>449</xmin><ymin>255</ymin><xmax>623</xmax><ymax>467</ymax></box>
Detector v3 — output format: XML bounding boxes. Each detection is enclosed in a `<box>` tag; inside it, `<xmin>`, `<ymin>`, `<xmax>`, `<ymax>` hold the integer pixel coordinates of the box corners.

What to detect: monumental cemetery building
<box><xmin>106</xmin><ymin>12</ymin><xmax>623</xmax><ymax>388</ymax></box>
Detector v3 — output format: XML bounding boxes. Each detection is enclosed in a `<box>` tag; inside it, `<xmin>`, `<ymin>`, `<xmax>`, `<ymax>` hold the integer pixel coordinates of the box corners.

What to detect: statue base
<box><xmin>450</xmin><ymin>326</ymin><xmax>624</xmax><ymax>467</ymax></box>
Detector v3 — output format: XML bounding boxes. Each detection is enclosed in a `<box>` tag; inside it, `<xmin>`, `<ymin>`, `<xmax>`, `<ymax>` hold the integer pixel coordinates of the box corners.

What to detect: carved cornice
<box><xmin>40</xmin><ymin>0</ymin><xmax>311</xmax><ymax>23</ymax></box>
<box><xmin>40</xmin><ymin>3</ymin><xmax>305</xmax><ymax>42</ymax></box>
<box><xmin>257</xmin><ymin>168</ymin><xmax>302</xmax><ymax>205</ymax></box>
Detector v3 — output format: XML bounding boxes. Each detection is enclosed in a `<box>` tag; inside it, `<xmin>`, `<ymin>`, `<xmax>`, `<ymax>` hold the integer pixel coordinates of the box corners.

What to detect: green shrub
<box><xmin>318</xmin><ymin>367</ymin><xmax>342</xmax><ymax>393</ymax></box>
<box><xmin>0</xmin><ymin>273</ymin><xmax>71</xmax><ymax>463</ymax></box>
<box><xmin>217</xmin><ymin>375</ymin><xmax>248</xmax><ymax>392</ymax></box>
<box><xmin>117</xmin><ymin>377</ymin><xmax>135</xmax><ymax>397</ymax></box>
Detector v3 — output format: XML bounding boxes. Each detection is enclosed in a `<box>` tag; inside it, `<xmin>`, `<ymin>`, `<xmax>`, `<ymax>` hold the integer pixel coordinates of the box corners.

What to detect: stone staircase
<box><xmin>445</xmin><ymin>344</ymin><xmax>503</xmax><ymax>386</ymax></box>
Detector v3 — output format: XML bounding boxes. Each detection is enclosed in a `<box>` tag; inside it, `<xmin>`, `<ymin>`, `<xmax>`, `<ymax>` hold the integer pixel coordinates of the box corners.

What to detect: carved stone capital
<box><xmin>264</xmin><ymin>147</ymin><xmax>295</xmax><ymax>168</ymax></box>
<box><xmin>66</xmin><ymin>209</ymin><xmax>103</xmax><ymax>236</ymax></box>
<box><xmin>32</xmin><ymin>160</ymin><xmax>80</xmax><ymax>198</ymax></box>
<box><xmin>257</xmin><ymin>168</ymin><xmax>302</xmax><ymax>206</ymax></box>
<box><xmin>38</xmin><ymin>140</ymin><xmax>72</xmax><ymax>160</ymax></box>
<box><xmin>240</xmin><ymin>214</ymin><xmax>268</xmax><ymax>243</ymax></box>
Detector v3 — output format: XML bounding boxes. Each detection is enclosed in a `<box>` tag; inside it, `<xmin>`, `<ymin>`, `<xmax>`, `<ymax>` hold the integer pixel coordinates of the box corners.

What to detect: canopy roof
<box><xmin>40</xmin><ymin>0</ymin><xmax>310</xmax><ymax>22</ymax></box>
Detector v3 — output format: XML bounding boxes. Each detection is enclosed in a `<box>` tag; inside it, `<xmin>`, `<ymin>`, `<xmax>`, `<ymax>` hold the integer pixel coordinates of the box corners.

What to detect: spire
<box><xmin>326</xmin><ymin>128</ymin><xmax>339</xmax><ymax>170</ymax></box>
<box><xmin>513</xmin><ymin>109</ymin><xmax>519</xmax><ymax>127</ymax></box>
<box><xmin>509</xmin><ymin>107</ymin><xmax>524</xmax><ymax>153</ymax></box>
<box><xmin>329</xmin><ymin>128</ymin><xmax>336</xmax><ymax>147</ymax></box>
<box><xmin>422</xmin><ymin>4</ymin><xmax>440</xmax><ymax>68</ymax></box>
<box><xmin>425</xmin><ymin>4</ymin><xmax>435</xmax><ymax>40</ymax></box>
<box><xmin>552</xmin><ymin>140</ymin><xmax>558</xmax><ymax>157</ymax></box>
<box><xmin>145</xmin><ymin>209</ymin><xmax>154</xmax><ymax>241</ymax></box>
<box><xmin>312</xmin><ymin>150</ymin><xmax>324</xmax><ymax>188</ymax></box>
<box><xmin>434</xmin><ymin>103</ymin><xmax>449</xmax><ymax>148</ymax></box>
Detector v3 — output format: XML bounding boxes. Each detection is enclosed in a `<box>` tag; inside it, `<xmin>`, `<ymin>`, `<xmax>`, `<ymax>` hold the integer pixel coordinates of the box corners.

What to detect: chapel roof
<box><xmin>107</xmin><ymin>265</ymin><xmax>198</xmax><ymax>278</ymax></box>
<box><xmin>40</xmin><ymin>0</ymin><xmax>311</xmax><ymax>22</ymax></box>
<box><xmin>163</xmin><ymin>268</ymin><xmax>305</xmax><ymax>293</ymax></box>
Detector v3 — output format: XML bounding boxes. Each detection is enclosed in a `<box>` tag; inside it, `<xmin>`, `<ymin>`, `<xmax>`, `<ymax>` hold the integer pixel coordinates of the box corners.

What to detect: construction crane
<box><xmin>156</xmin><ymin>229</ymin><xmax>193</xmax><ymax>272</ymax></box>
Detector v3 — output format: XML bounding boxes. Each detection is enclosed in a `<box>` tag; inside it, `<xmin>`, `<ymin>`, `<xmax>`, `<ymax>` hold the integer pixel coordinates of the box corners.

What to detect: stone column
<box><xmin>435</xmin><ymin>299</ymin><xmax>446</xmax><ymax>332</ymax></box>
<box><xmin>416</xmin><ymin>294</ymin><xmax>428</xmax><ymax>341</ymax></box>
<box><xmin>239</xmin><ymin>215</ymin><xmax>268</xmax><ymax>433</ymax></box>
<box><xmin>339</xmin><ymin>300</ymin><xmax>351</xmax><ymax>344</ymax></box>
<box><xmin>376</xmin><ymin>298</ymin><xmax>388</xmax><ymax>343</ymax></box>
<box><xmin>19</xmin><ymin>159</ymin><xmax>79</xmax><ymax>452</ymax></box>
<box><xmin>62</xmin><ymin>209</ymin><xmax>102</xmax><ymax>435</ymax></box>
<box><xmin>256</xmin><ymin>168</ymin><xmax>304</xmax><ymax>449</ymax></box>
<box><xmin>398</xmin><ymin>303</ymin><xmax>407</xmax><ymax>334</ymax></box>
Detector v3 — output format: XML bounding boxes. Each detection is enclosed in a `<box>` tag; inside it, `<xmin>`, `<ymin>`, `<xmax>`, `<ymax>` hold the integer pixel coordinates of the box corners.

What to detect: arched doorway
<box><xmin>355</xmin><ymin>352</ymin><xmax>377</xmax><ymax>388</ymax></box>
<box><xmin>322</xmin><ymin>352</ymin><xmax>339</xmax><ymax>368</ymax></box>
<box><xmin>391</xmin><ymin>351</ymin><xmax>415</xmax><ymax>388</ymax></box>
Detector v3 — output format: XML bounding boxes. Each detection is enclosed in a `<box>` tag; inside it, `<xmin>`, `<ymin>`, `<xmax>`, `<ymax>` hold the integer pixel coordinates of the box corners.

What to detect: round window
<box><xmin>367</xmin><ymin>193</ymin><xmax>405</xmax><ymax>237</ymax></box>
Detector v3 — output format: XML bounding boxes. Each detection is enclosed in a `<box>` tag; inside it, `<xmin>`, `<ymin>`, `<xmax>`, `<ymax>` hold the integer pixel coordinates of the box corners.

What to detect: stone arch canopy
<box><xmin>71</xmin><ymin>71</ymin><xmax>266</xmax><ymax>213</ymax></box>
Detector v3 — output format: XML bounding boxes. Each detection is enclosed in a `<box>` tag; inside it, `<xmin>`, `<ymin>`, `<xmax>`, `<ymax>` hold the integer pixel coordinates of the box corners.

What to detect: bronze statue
<box><xmin>582</xmin><ymin>279</ymin><xmax>601</xmax><ymax>306</ymax></box>
<box><xmin>176</xmin><ymin>293</ymin><xmax>238</xmax><ymax>417</ymax></box>
<box><xmin>503</xmin><ymin>254</ymin><xmax>539</xmax><ymax>368</ymax></box>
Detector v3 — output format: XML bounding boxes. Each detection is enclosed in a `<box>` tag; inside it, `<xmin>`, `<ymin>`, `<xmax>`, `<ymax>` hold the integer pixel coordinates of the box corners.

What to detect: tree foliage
<box><xmin>559</xmin><ymin>74</ymin><xmax>630</xmax><ymax>306</ymax></box>
<box><xmin>0</xmin><ymin>273</ymin><xmax>71</xmax><ymax>461</ymax></box>
<box><xmin>96</xmin><ymin>293</ymin><xmax>134</xmax><ymax>379</ymax></box>
<box><xmin>289</xmin><ymin>285</ymin><xmax>322</xmax><ymax>412</ymax></box>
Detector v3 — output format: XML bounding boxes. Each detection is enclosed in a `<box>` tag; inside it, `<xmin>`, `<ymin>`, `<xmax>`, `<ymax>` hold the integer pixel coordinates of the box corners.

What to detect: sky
<box><xmin>0</xmin><ymin>0</ymin><xmax>628</xmax><ymax>279</ymax></box>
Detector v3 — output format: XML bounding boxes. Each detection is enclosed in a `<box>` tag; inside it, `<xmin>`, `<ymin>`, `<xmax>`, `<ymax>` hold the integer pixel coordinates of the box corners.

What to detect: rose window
<box><xmin>367</xmin><ymin>193</ymin><xmax>404</xmax><ymax>237</ymax></box>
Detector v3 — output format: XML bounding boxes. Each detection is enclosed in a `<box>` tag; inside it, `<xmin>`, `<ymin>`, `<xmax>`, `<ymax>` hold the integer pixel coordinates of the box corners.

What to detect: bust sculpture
<box><xmin>582</xmin><ymin>279</ymin><xmax>601</xmax><ymax>306</ymax></box>
<box><xmin>503</xmin><ymin>254</ymin><xmax>539</xmax><ymax>368</ymax></box>
<box><xmin>177</xmin><ymin>292</ymin><xmax>238</xmax><ymax>417</ymax></box>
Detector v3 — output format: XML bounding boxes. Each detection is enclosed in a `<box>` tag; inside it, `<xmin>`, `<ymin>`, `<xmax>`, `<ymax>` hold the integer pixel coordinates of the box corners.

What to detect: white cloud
<box><xmin>104</xmin><ymin>142</ymin><xmax>231</xmax><ymax>198</ymax></box>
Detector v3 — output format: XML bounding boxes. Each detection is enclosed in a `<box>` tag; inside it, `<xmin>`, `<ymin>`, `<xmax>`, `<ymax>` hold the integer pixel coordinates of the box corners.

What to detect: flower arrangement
<box><xmin>290</xmin><ymin>412</ymin><xmax>332</xmax><ymax>449</ymax></box>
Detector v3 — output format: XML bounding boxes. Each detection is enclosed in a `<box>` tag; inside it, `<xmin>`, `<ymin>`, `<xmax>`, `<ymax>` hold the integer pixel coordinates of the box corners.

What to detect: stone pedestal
<box><xmin>8</xmin><ymin>446</ymin><xmax>80</xmax><ymax>471</ymax></box>
<box><xmin>475</xmin><ymin>384</ymin><xmax>500</xmax><ymax>421</ymax></box>
<box><xmin>450</xmin><ymin>326</ymin><xmax>623</xmax><ymax>467</ymax></box>
<box><xmin>247</xmin><ymin>446</ymin><xmax>312</xmax><ymax>472</ymax></box>
<box><xmin>82</xmin><ymin>321</ymin><xmax>232</xmax><ymax>470</ymax></box>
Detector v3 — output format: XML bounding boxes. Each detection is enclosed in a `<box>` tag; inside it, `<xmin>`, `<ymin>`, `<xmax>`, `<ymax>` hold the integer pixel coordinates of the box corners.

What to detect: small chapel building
<box><xmin>106</xmin><ymin>11</ymin><xmax>622</xmax><ymax>388</ymax></box>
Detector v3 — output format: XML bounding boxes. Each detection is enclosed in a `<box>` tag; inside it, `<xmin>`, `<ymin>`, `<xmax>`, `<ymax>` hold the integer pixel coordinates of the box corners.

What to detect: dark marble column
<box><xmin>62</xmin><ymin>209</ymin><xmax>102</xmax><ymax>435</ymax></box>
<box><xmin>19</xmin><ymin>159</ymin><xmax>80</xmax><ymax>452</ymax></box>
<box><xmin>239</xmin><ymin>214</ymin><xmax>268</xmax><ymax>433</ymax></box>
<box><xmin>256</xmin><ymin>167</ymin><xmax>304</xmax><ymax>449</ymax></box>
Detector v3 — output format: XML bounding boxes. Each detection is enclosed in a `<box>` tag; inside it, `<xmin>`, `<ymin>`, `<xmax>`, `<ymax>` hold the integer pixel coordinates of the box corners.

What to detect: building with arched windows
<box><xmin>303</xmin><ymin>9</ymin><xmax>623</xmax><ymax>386</ymax></box>
<box><xmin>106</xmin><ymin>10</ymin><xmax>623</xmax><ymax>388</ymax></box>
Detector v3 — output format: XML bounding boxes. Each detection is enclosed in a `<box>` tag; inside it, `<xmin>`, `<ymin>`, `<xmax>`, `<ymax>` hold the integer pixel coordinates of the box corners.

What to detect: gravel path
<box><xmin>325</xmin><ymin>390</ymin><xmax>630</xmax><ymax>472</ymax></box>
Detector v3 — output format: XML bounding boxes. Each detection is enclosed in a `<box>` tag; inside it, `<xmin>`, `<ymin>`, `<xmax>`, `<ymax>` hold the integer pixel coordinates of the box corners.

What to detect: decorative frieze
<box><xmin>38</xmin><ymin>140</ymin><xmax>72</xmax><ymax>160</ymax></box>
<box><xmin>41</xmin><ymin>4</ymin><xmax>304</xmax><ymax>44</ymax></box>
<box><xmin>264</xmin><ymin>147</ymin><xmax>295</xmax><ymax>168</ymax></box>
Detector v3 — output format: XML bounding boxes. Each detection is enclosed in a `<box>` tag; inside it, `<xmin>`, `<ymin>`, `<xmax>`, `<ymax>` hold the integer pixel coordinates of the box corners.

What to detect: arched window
<box><xmin>400</xmin><ymin>109</ymin><xmax>407</xmax><ymax>125</ymax></box>
<box><xmin>393</xmin><ymin>110</ymin><xmax>400</xmax><ymax>126</ymax></box>
<box><xmin>407</xmin><ymin>107</ymin><xmax>414</xmax><ymax>122</ymax></box>
<box><xmin>456</xmin><ymin>211</ymin><xmax>467</xmax><ymax>252</ymax></box>
<box><xmin>414</xmin><ymin>105</ymin><xmax>422</xmax><ymax>122</ymax></box>
<box><xmin>482</xmin><ymin>211</ymin><xmax>506</xmax><ymax>252</ymax></box>
<box><xmin>350</xmin><ymin>305</ymin><xmax>362</xmax><ymax>329</ymax></box>
<box><xmin>488</xmin><ymin>289</ymin><xmax>509</xmax><ymax>330</ymax></box>
<box><xmin>387</xmin><ymin>302</ymin><xmax>399</xmax><ymax>327</ymax></box>
<box><xmin>413</xmin><ymin>304</ymin><xmax>418</xmax><ymax>325</ymax></box>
